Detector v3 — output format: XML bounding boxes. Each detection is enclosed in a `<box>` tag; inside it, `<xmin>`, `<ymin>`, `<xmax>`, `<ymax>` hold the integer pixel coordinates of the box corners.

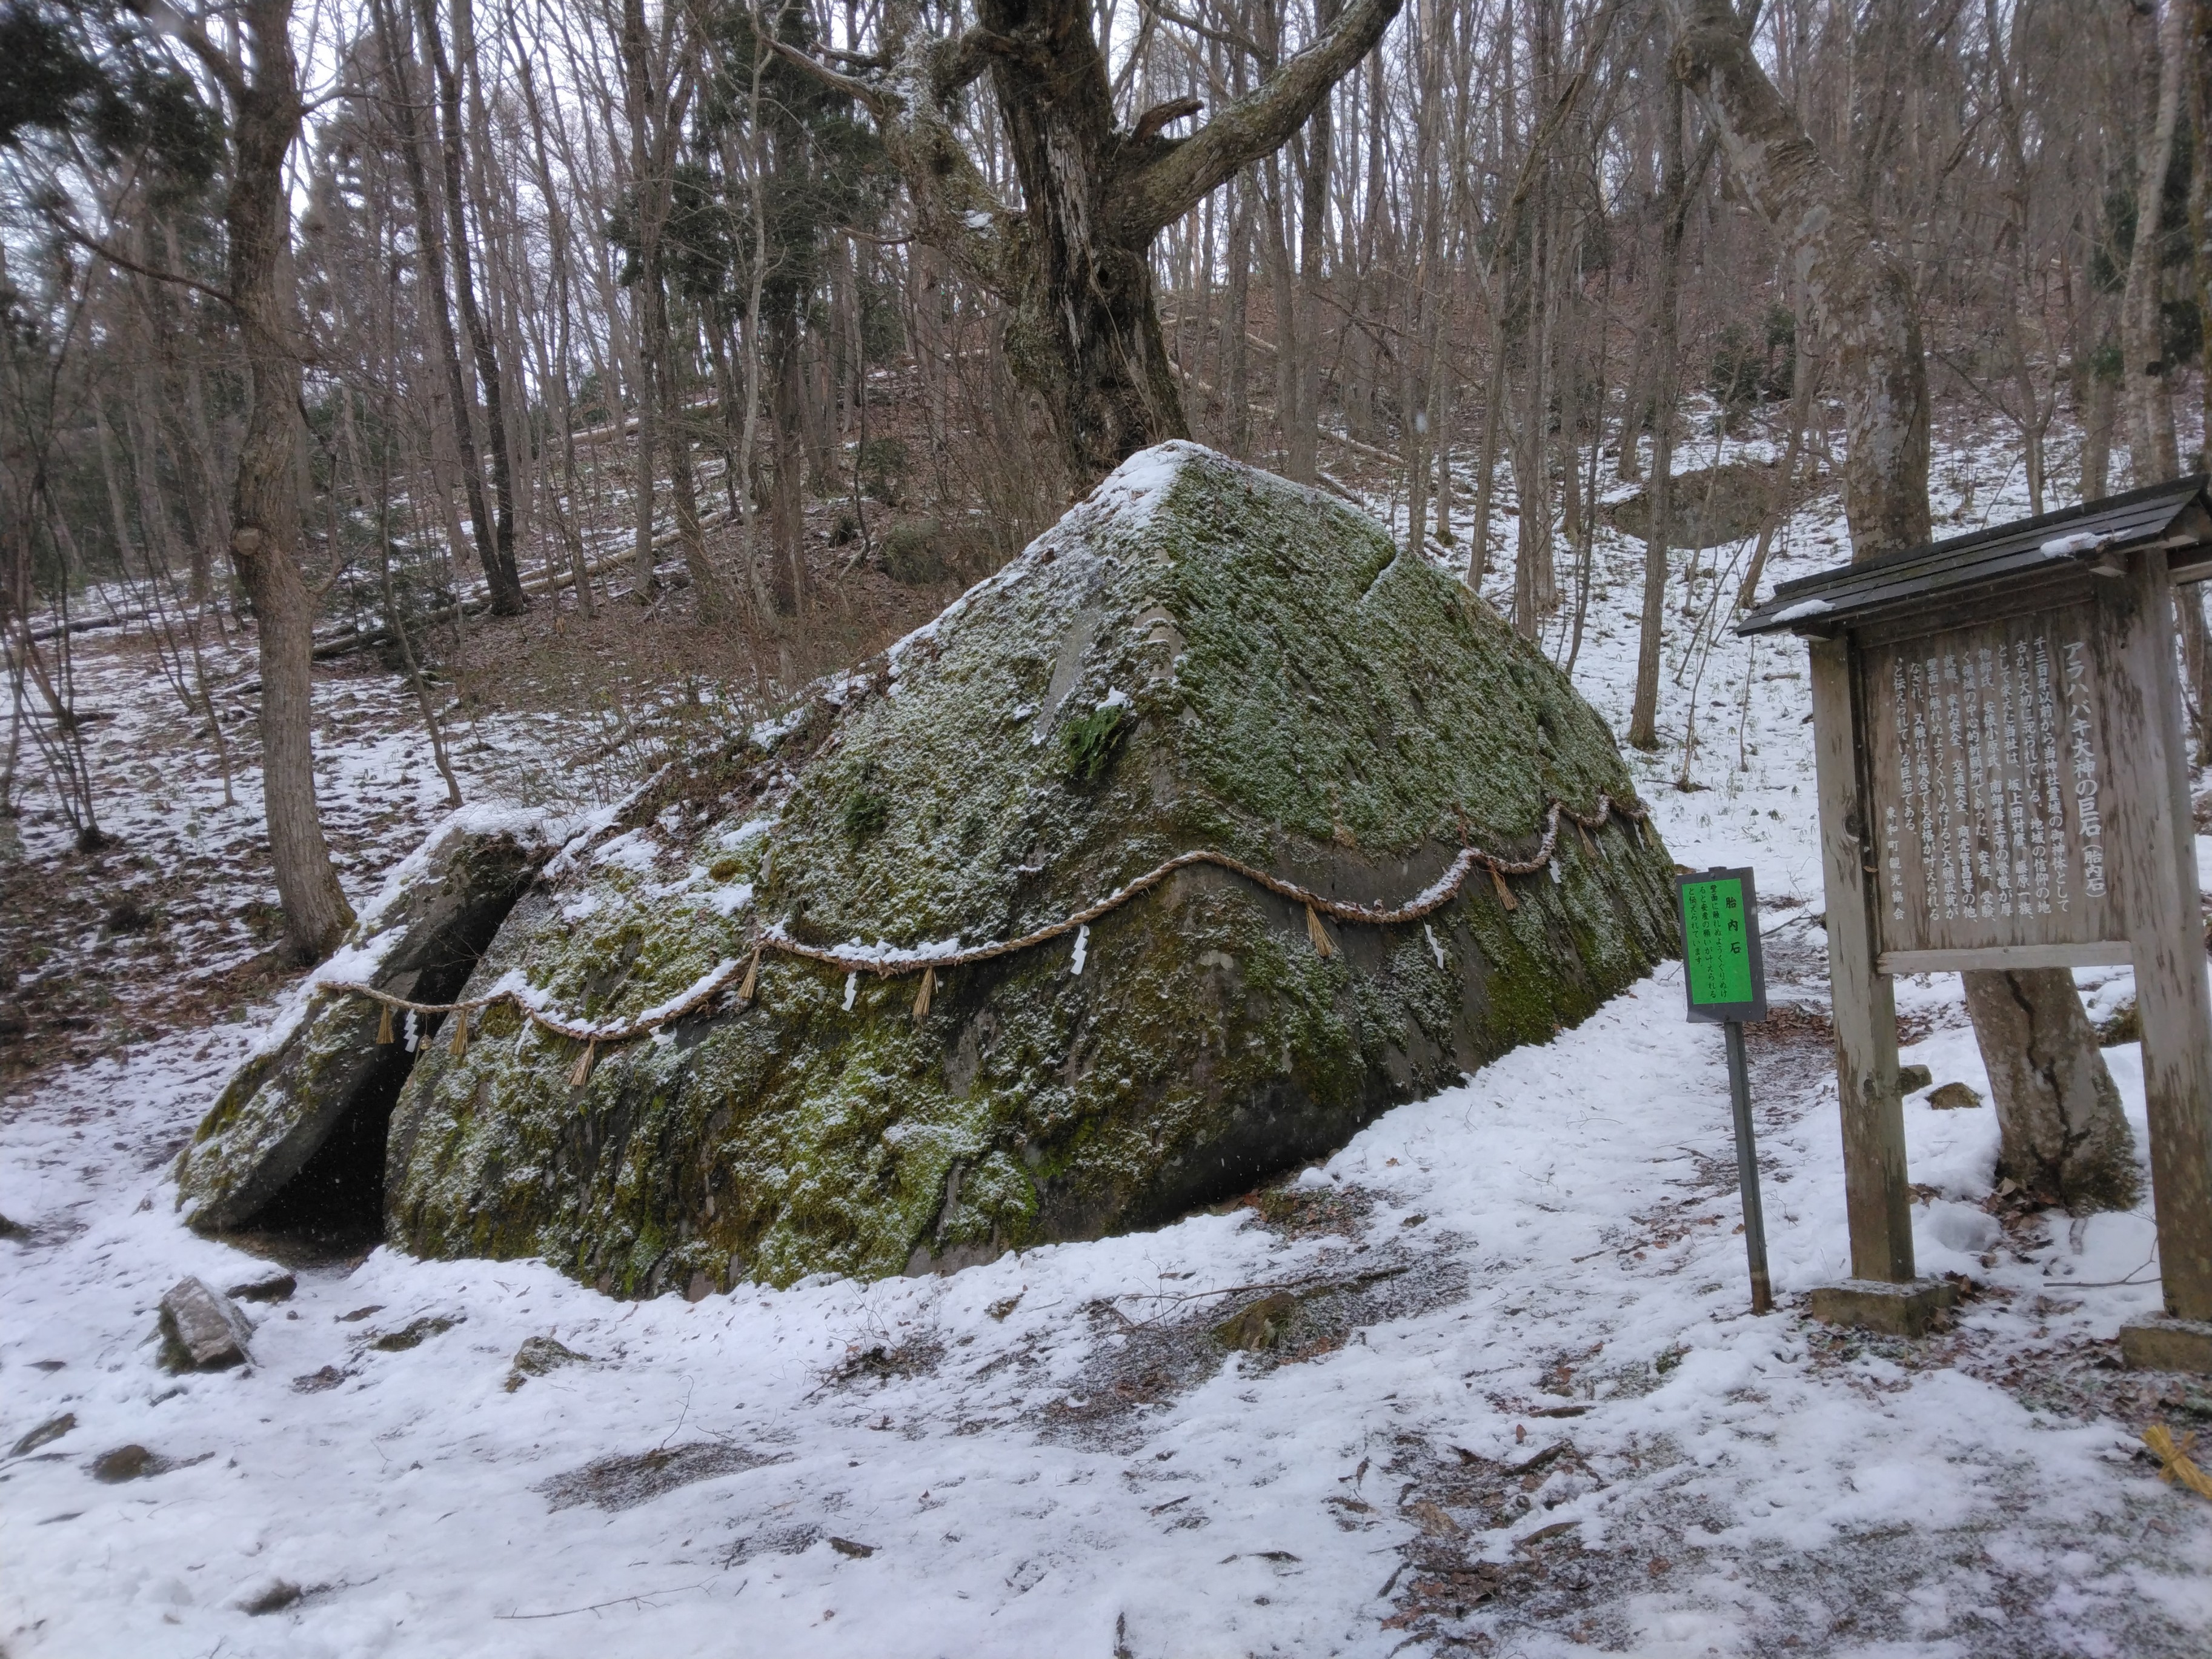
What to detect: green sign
<box><xmin>1678</xmin><ymin>867</ymin><xmax>1766</xmax><ymax>1022</ymax></box>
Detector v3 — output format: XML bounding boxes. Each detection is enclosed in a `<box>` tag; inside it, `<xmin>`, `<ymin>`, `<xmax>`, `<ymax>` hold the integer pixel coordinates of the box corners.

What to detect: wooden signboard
<box><xmin>1858</xmin><ymin>613</ymin><xmax>2122</xmax><ymax>966</ymax></box>
<box><xmin>1743</xmin><ymin>476</ymin><xmax>2212</xmax><ymax>1365</ymax></box>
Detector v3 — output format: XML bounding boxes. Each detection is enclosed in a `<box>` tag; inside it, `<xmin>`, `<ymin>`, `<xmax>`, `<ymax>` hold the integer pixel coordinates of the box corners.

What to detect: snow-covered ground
<box><xmin>6</xmin><ymin>412</ymin><xmax>2212</xmax><ymax>1656</ymax></box>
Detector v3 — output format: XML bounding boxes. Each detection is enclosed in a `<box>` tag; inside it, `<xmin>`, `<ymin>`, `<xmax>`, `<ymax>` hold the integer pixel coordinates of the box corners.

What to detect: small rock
<box><xmin>2097</xmin><ymin>999</ymin><xmax>2141</xmax><ymax>1048</ymax></box>
<box><xmin>159</xmin><ymin>1277</ymin><xmax>253</xmax><ymax>1371</ymax></box>
<box><xmin>1927</xmin><ymin>1082</ymin><xmax>1984</xmax><ymax>1111</ymax></box>
<box><xmin>1898</xmin><ymin>1063</ymin><xmax>1933</xmax><ymax>1093</ymax></box>
<box><xmin>1405</xmin><ymin>1498</ymin><xmax>1464</xmax><ymax>1538</ymax></box>
<box><xmin>828</xmin><ymin>1536</ymin><xmax>877</xmax><ymax>1558</ymax></box>
<box><xmin>368</xmin><ymin>1314</ymin><xmax>460</xmax><ymax>1352</ymax></box>
<box><xmin>1516</xmin><ymin>1518</ymin><xmax>1583</xmax><ymax>1550</ymax></box>
<box><xmin>240</xmin><ymin>1580</ymin><xmax>304</xmax><ymax>1616</ymax></box>
<box><xmin>0</xmin><ymin>1209</ymin><xmax>25</xmax><ymax>1238</ymax></box>
<box><xmin>1214</xmin><ymin>1291</ymin><xmax>1298</xmax><ymax>1352</ymax></box>
<box><xmin>8</xmin><ymin>1412</ymin><xmax>75</xmax><ymax>1458</ymax></box>
<box><xmin>227</xmin><ymin>1272</ymin><xmax>297</xmax><ymax>1303</ymax></box>
<box><xmin>291</xmin><ymin>1366</ymin><xmax>349</xmax><ymax>1394</ymax></box>
<box><xmin>503</xmin><ymin>1335</ymin><xmax>591</xmax><ymax>1392</ymax></box>
<box><xmin>90</xmin><ymin>1445</ymin><xmax>155</xmax><ymax>1483</ymax></box>
<box><xmin>336</xmin><ymin>1305</ymin><xmax>384</xmax><ymax>1323</ymax></box>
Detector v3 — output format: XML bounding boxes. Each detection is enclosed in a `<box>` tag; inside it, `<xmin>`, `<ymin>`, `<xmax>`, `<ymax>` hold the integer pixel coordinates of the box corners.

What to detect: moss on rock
<box><xmin>384</xmin><ymin>444</ymin><xmax>1678</xmax><ymax>1294</ymax></box>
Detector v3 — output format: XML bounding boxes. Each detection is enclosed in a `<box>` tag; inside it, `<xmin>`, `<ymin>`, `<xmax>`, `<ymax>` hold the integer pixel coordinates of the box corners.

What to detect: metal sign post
<box><xmin>1678</xmin><ymin>866</ymin><xmax>1773</xmax><ymax>1314</ymax></box>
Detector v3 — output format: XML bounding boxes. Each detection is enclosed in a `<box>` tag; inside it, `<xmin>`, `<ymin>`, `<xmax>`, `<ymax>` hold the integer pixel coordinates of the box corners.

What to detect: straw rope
<box><xmin>317</xmin><ymin>793</ymin><xmax>1649</xmax><ymax>1055</ymax></box>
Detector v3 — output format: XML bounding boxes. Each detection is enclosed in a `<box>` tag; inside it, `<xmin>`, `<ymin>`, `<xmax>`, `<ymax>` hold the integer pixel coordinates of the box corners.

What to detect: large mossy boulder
<box><xmin>384</xmin><ymin>444</ymin><xmax>1678</xmax><ymax>1295</ymax></box>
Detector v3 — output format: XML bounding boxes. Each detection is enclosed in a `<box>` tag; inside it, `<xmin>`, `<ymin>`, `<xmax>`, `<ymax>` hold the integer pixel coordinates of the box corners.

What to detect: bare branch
<box><xmin>1118</xmin><ymin>0</ymin><xmax>1401</xmax><ymax>236</ymax></box>
<box><xmin>1139</xmin><ymin>0</ymin><xmax>1266</xmax><ymax>65</ymax></box>
<box><xmin>130</xmin><ymin>1</ymin><xmax>247</xmax><ymax>101</ymax></box>
<box><xmin>1131</xmin><ymin>95</ymin><xmax>1203</xmax><ymax>144</ymax></box>
<box><xmin>46</xmin><ymin>214</ymin><xmax>239</xmax><ymax>318</ymax></box>
<box><xmin>928</xmin><ymin>25</ymin><xmax>1006</xmax><ymax>103</ymax></box>
<box><xmin>759</xmin><ymin>33</ymin><xmax>893</xmax><ymax>115</ymax></box>
<box><xmin>820</xmin><ymin>20</ymin><xmax>1017</xmax><ymax>296</ymax></box>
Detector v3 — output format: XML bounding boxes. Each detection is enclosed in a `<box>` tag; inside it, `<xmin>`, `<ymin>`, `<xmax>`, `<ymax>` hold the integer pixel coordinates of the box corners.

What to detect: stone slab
<box><xmin>178</xmin><ymin>822</ymin><xmax>549</xmax><ymax>1232</ymax></box>
<box><xmin>2119</xmin><ymin>1317</ymin><xmax>2212</xmax><ymax>1374</ymax></box>
<box><xmin>1808</xmin><ymin>1277</ymin><xmax>1958</xmax><ymax>1338</ymax></box>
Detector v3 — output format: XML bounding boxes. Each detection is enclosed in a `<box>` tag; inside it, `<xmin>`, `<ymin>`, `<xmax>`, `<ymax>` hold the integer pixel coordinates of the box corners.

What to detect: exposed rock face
<box><xmin>176</xmin><ymin>814</ymin><xmax>553</xmax><ymax>1232</ymax></box>
<box><xmin>384</xmin><ymin>444</ymin><xmax>1679</xmax><ymax>1294</ymax></box>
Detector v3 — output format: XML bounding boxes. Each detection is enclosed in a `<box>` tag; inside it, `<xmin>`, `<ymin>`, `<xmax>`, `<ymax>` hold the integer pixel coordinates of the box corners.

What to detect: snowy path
<box><xmin>4</xmin><ymin>953</ymin><xmax>2209</xmax><ymax>1655</ymax></box>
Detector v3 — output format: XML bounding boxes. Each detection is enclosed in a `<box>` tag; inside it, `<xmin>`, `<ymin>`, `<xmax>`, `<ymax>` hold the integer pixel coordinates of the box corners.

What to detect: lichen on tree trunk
<box><xmin>788</xmin><ymin>0</ymin><xmax>1402</xmax><ymax>489</ymax></box>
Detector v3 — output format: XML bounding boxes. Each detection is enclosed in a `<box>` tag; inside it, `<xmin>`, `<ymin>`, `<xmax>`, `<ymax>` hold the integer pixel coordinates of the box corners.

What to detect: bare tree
<box><xmin>416</xmin><ymin>0</ymin><xmax>529</xmax><ymax>613</ymax></box>
<box><xmin>170</xmin><ymin>0</ymin><xmax>357</xmax><ymax>960</ymax></box>
<box><xmin>2117</xmin><ymin>0</ymin><xmax>2191</xmax><ymax>486</ymax></box>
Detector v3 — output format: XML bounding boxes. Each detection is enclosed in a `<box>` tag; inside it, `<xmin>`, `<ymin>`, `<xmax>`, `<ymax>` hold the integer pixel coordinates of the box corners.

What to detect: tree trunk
<box><xmin>1672</xmin><ymin>0</ymin><xmax>2137</xmax><ymax>1209</ymax></box>
<box><xmin>768</xmin><ymin>315</ymin><xmax>810</xmax><ymax>614</ymax></box>
<box><xmin>654</xmin><ymin>289</ymin><xmax>733</xmax><ymax>622</ymax></box>
<box><xmin>2193</xmin><ymin>0</ymin><xmax>2212</xmax><ymax>477</ymax></box>
<box><xmin>984</xmin><ymin>0</ymin><xmax>1188</xmax><ymax>488</ymax></box>
<box><xmin>1222</xmin><ymin>174</ymin><xmax>1253</xmax><ymax>459</ymax></box>
<box><xmin>225</xmin><ymin>0</ymin><xmax>356</xmax><ymax>963</ymax></box>
<box><xmin>416</xmin><ymin>0</ymin><xmax>527</xmax><ymax>614</ymax></box>
<box><xmin>1627</xmin><ymin>68</ymin><xmax>1684</xmax><ymax>749</ymax></box>
<box><xmin>373</xmin><ymin>0</ymin><xmax>501</xmax><ymax>612</ymax></box>
<box><xmin>2121</xmin><ymin>0</ymin><xmax>2206</xmax><ymax>753</ymax></box>
<box><xmin>2079</xmin><ymin>346</ymin><xmax>2117</xmax><ymax>502</ymax></box>
<box><xmin>1286</xmin><ymin>0</ymin><xmax>1338</xmax><ymax>486</ymax></box>
<box><xmin>619</xmin><ymin>0</ymin><xmax>668</xmax><ymax>598</ymax></box>
<box><xmin>1962</xmin><ymin>969</ymin><xmax>2141</xmax><ymax>1211</ymax></box>
<box><xmin>2119</xmin><ymin>0</ymin><xmax>2189</xmax><ymax>488</ymax></box>
<box><xmin>1670</xmin><ymin>0</ymin><xmax>1930</xmax><ymax>560</ymax></box>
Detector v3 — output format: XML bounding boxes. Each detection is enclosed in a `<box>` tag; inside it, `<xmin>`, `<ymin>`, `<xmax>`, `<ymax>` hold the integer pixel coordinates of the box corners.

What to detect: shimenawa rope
<box><xmin>319</xmin><ymin>792</ymin><xmax>1649</xmax><ymax>1056</ymax></box>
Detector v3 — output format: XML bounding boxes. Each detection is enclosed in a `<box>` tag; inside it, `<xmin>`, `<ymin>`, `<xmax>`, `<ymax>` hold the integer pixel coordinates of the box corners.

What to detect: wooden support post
<box><xmin>2105</xmin><ymin>553</ymin><xmax>2212</xmax><ymax>1366</ymax></box>
<box><xmin>1807</xmin><ymin>637</ymin><xmax>1933</xmax><ymax>1328</ymax></box>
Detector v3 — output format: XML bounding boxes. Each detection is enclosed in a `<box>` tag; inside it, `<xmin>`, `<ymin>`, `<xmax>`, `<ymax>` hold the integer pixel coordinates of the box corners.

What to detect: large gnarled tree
<box><xmin>779</xmin><ymin>0</ymin><xmax>1401</xmax><ymax>488</ymax></box>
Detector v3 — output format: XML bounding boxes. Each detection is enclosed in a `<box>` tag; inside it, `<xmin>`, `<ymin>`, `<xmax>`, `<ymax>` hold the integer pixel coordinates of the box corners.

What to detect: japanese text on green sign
<box><xmin>1682</xmin><ymin>876</ymin><xmax>1755</xmax><ymax>1007</ymax></box>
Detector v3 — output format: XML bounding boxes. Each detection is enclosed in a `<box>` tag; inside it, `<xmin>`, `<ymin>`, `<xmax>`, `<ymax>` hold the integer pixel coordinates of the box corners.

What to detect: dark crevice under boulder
<box><xmin>175</xmin><ymin>814</ymin><xmax>553</xmax><ymax>1235</ymax></box>
<box><xmin>365</xmin><ymin>444</ymin><xmax>1680</xmax><ymax>1295</ymax></box>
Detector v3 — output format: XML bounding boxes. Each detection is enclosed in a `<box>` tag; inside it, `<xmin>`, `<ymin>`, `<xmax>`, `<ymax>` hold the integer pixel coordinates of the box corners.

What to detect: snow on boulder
<box><xmin>382</xmin><ymin>444</ymin><xmax>1681</xmax><ymax>1294</ymax></box>
<box><xmin>175</xmin><ymin>814</ymin><xmax>554</xmax><ymax>1234</ymax></box>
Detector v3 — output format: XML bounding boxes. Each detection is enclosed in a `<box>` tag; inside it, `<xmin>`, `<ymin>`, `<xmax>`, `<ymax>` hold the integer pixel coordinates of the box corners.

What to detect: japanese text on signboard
<box><xmin>1864</xmin><ymin>611</ymin><xmax>2114</xmax><ymax>954</ymax></box>
<box><xmin>1682</xmin><ymin>875</ymin><xmax>1755</xmax><ymax>1009</ymax></box>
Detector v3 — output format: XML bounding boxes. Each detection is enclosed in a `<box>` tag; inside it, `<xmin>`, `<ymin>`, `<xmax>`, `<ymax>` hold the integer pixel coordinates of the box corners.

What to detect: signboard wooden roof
<box><xmin>1738</xmin><ymin>474</ymin><xmax>2212</xmax><ymax>639</ymax></box>
<box><xmin>1734</xmin><ymin>473</ymin><xmax>2212</xmax><ymax>1366</ymax></box>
